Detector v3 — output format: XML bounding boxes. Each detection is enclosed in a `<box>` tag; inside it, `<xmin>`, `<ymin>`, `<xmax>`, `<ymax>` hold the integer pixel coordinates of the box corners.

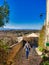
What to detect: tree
<box><xmin>0</xmin><ymin>0</ymin><xmax>10</xmax><ymax>64</ymax></box>
<box><xmin>0</xmin><ymin>0</ymin><xmax>9</xmax><ymax>27</ymax></box>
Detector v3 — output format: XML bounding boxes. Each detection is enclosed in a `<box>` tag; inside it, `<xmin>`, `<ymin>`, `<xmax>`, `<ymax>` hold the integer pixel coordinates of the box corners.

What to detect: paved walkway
<box><xmin>13</xmin><ymin>48</ymin><xmax>42</xmax><ymax>65</ymax></box>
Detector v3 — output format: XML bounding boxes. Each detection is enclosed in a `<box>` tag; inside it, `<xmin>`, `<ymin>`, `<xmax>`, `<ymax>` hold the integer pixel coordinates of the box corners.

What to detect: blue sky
<box><xmin>0</xmin><ymin>0</ymin><xmax>46</xmax><ymax>29</ymax></box>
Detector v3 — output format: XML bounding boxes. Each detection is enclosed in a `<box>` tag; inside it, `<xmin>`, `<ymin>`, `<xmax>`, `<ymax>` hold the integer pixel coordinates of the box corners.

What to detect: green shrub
<box><xmin>0</xmin><ymin>40</ymin><xmax>10</xmax><ymax>52</ymax></box>
<box><xmin>41</xmin><ymin>54</ymin><xmax>47</xmax><ymax>59</ymax></box>
<box><xmin>2</xmin><ymin>44</ymin><xmax>10</xmax><ymax>52</ymax></box>
<box><xmin>41</xmin><ymin>61</ymin><xmax>49</xmax><ymax>65</ymax></box>
<box><xmin>38</xmin><ymin>46</ymin><xmax>44</xmax><ymax>52</ymax></box>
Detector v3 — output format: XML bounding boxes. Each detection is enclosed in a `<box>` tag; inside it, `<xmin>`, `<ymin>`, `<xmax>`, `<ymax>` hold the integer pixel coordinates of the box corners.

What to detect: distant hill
<box><xmin>0</xmin><ymin>28</ymin><xmax>40</xmax><ymax>33</ymax></box>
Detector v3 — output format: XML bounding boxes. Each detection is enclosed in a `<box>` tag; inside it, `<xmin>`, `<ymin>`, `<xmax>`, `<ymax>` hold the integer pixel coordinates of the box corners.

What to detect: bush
<box><xmin>0</xmin><ymin>40</ymin><xmax>10</xmax><ymax>64</ymax></box>
<box><xmin>38</xmin><ymin>46</ymin><xmax>44</xmax><ymax>52</ymax></box>
<box><xmin>41</xmin><ymin>61</ymin><xmax>49</xmax><ymax>65</ymax></box>
<box><xmin>0</xmin><ymin>40</ymin><xmax>10</xmax><ymax>52</ymax></box>
<box><xmin>41</xmin><ymin>54</ymin><xmax>47</xmax><ymax>59</ymax></box>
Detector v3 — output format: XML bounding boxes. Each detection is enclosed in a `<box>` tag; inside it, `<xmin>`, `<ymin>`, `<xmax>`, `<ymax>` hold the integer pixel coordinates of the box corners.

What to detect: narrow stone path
<box><xmin>13</xmin><ymin>48</ymin><xmax>42</xmax><ymax>65</ymax></box>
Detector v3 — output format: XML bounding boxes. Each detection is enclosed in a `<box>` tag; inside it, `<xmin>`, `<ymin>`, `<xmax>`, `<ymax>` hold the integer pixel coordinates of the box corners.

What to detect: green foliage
<box><xmin>38</xmin><ymin>46</ymin><xmax>44</xmax><ymax>52</ymax></box>
<box><xmin>38</xmin><ymin>25</ymin><xmax>45</xmax><ymax>48</ymax></box>
<box><xmin>0</xmin><ymin>39</ymin><xmax>10</xmax><ymax>64</ymax></box>
<box><xmin>0</xmin><ymin>0</ymin><xmax>9</xmax><ymax>27</ymax></box>
<box><xmin>41</xmin><ymin>54</ymin><xmax>47</xmax><ymax>59</ymax></box>
<box><xmin>41</xmin><ymin>61</ymin><xmax>49</xmax><ymax>65</ymax></box>
<box><xmin>1</xmin><ymin>44</ymin><xmax>10</xmax><ymax>52</ymax></box>
<box><xmin>0</xmin><ymin>40</ymin><xmax>10</xmax><ymax>52</ymax></box>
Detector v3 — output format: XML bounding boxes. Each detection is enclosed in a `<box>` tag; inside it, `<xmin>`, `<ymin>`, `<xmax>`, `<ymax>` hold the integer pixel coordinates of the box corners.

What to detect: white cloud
<box><xmin>4</xmin><ymin>25</ymin><xmax>21</xmax><ymax>29</ymax></box>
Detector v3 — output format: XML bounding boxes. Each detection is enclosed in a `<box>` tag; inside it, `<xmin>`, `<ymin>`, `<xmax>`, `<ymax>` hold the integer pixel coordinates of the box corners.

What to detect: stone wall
<box><xmin>7</xmin><ymin>41</ymin><xmax>23</xmax><ymax>65</ymax></box>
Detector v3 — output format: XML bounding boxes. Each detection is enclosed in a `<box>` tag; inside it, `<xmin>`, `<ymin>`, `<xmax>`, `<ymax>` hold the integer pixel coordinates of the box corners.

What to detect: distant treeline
<box><xmin>0</xmin><ymin>29</ymin><xmax>40</xmax><ymax>33</ymax></box>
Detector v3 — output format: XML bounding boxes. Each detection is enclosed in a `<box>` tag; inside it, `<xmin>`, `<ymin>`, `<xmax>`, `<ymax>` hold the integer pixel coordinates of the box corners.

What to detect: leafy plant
<box><xmin>0</xmin><ymin>40</ymin><xmax>10</xmax><ymax>52</ymax></box>
<box><xmin>0</xmin><ymin>40</ymin><xmax>10</xmax><ymax>65</ymax></box>
<box><xmin>38</xmin><ymin>46</ymin><xmax>44</xmax><ymax>52</ymax></box>
<box><xmin>41</xmin><ymin>61</ymin><xmax>49</xmax><ymax>65</ymax></box>
<box><xmin>41</xmin><ymin>54</ymin><xmax>47</xmax><ymax>59</ymax></box>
